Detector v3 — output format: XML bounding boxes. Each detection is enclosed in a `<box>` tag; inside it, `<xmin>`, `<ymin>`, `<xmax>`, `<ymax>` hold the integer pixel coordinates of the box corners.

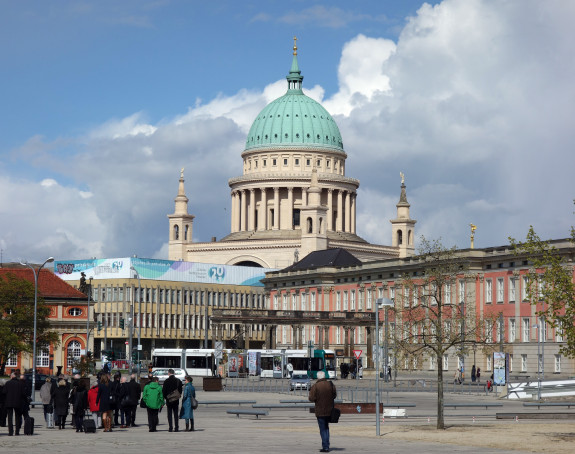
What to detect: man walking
<box><xmin>2</xmin><ymin>372</ymin><xmax>27</xmax><ymax>436</ymax></box>
<box><xmin>308</xmin><ymin>371</ymin><xmax>337</xmax><ymax>453</ymax></box>
<box><xmin>127</xmin><ymin>373</ymin><xmax>141</xmax><ymax>427</ymax></box>
<box><xmin>162</xmin><ymin>369</ymin><xmax>183</xmax><ymax>432</ymax></box>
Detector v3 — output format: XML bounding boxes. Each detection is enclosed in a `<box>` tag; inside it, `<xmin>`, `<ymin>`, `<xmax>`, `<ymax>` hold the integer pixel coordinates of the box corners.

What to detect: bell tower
<box><xmin>300</xmin><ymin>166</ymin><xmax>328</xmax><ymax>257</ymax></box>
<box><xmin>390</xmin><ymin>172</ymin><xmax>416</xmax><ymax>258</ymax></box>
<box><xmin>167</xmin><ymin>169</ymin><xmax>195</xmax><ymax>261</ymax></box>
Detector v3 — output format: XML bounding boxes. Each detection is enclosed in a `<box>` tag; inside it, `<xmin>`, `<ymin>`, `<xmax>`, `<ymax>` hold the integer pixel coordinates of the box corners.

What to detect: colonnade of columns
<box><xmin>230</xmin><ymin>187</ymin><xmax>357</xmax><ymax>234</ymax></box>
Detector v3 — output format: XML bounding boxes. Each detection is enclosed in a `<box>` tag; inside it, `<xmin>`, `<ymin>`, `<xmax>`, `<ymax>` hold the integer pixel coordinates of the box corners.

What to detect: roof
<box><xmin>244</xmin><ymin>48</ymin><xmax>343</xmax><ymax>153</ymax></box>
<box><xmin>282</xmin><ymin>248</ymin><xmax>362</xmax><ymax>272</ymax></box>
<box><xmin>0</xmin><ymin>268</ymin><xmax>88</xmax><ymax>300</ymax></box>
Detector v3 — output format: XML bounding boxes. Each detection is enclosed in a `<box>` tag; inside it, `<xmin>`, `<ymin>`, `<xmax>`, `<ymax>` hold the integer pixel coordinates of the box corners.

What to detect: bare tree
<box><xmin>391</xmin><ymin>237</ymin><xmax>495</xmax><ymax>429</ymax></box>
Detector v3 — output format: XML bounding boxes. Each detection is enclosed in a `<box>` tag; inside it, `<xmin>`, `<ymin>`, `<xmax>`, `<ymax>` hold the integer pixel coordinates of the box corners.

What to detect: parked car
<box><xmin>151</xmin><ymin>368</ymin><xmax>186</xmax><ymax>384</ymax></box>
<box><xmin>289</xmin><ymin>373</ymin><xmax>311</xmax><ymax>391</ymax></box>
<box><xmin>23</xmin><ymin>373</ymin><xmax>48</xmax><ymax>390</ymax></box>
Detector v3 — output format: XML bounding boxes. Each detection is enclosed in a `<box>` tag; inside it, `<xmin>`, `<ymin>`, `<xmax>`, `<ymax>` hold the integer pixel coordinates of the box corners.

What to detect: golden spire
<box><xmin>293</xmin><ymin>36</ymin><xmax>298</xmax><ymax>55</ymax></box>
<box><xmin>470</xmin><ymin>223</ymin><xmax>477</xmax><ymax>249</ymax></box>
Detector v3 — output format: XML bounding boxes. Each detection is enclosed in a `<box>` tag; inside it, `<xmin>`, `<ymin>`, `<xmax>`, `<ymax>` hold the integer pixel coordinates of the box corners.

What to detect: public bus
<box><xmin>151</xmin><ymin>348</ymin><xmax>226</xmax><ymax>377</ymax></box>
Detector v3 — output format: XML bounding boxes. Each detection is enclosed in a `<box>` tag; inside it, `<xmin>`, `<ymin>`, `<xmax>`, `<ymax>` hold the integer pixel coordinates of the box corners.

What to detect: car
<box><xmin>151</xmin><ymin>368</ymin><xmax>186</xmax><ymax>384</ymax></box>
<box><xmin>289</xmin><ymin>373</ymin><xmax>311</xmax><ymax>391</ymax></box>
<box><xmin>23</xmin><ymin>373</ymin><xmax>48</xmax><ymax>390</ymax></box>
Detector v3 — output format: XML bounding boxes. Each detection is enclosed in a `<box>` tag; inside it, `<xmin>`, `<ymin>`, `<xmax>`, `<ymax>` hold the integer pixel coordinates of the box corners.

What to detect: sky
<box><xmin>1</xmin><ymin>0</ymin><xmax>574</xmax><ymax>265</ymax></box>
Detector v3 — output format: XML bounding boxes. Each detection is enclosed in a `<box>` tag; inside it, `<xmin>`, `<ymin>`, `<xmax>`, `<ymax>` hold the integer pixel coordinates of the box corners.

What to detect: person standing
<box><xmin>3</xmin><ymin>372</ymin><xmax>26</xmax><ymax>436</ymax></box>
<box><xmin>110</xmin><ymin>372</ymin><xmax>121</xmax><ymax>427</ymax></box>
<box><xmin>71</xmin><ymin>381</ymin><xmax>88</xmax><ymax>432</ymax></box>
<box><xmin>471</xmin><ymin>365</ymin><xmax>477</xmax><ymax>382</ymax></box>
<box><xmin>127</xmin><ymin>373</ymin><xmax>141</xmax><ymax>427</ymax></box>
<box><xmin>476</xmin><ymin>367</ymin><xmax>481</xmax><ymax>383</ymax></box>
<box><xmin>96</xmin><ymin>373</ymin><xmax>113</xmax><ymax>432</ymax></box>
<box><xmin>179</xmin><ymin>376</ymin><xmax>196</xmax><ymax>432</ymax></box>
<box><xmin>87</xmin><ymin>381</ymin><xmax>102</xmax><ymax>429</ymax></box>
<box><xmin>308</xmin><ymin>370</ymin><xmax>337</xmax><ymax>453</ymax></box>
<box><xmin>118</xmin><ymin>376</ymin><xmax>130</xmax><ymax>428</ymax></box>
<box><xmin>142</xmin><ymin>376</ymin><xmax>164</xmax><ymax>432</ymax></box>
<box><xmin>40</xmin><ymin>377</ymin><xmax>55</xmax><ymax>428</ymax></box>
<box><xmin>0</xmin><ymin>379</ymin><xmax>6</xmax><ymax>428</ymax></box>
<box><xmin>53</xmin><ymin>379</ymin><xmax>70</xmax><ymax>430</ymax></box>
<box><xmin>162</xmin><ymin>368</ymin><xmax>183</xmax><ymax>432</ymax></box>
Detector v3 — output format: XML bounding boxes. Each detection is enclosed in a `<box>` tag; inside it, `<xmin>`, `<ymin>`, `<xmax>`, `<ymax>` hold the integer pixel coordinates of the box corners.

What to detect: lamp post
<box><xmin>20</xmin><ymin>256</ymin><xmax>54</xmax><ymax>401</ymax></box>
<box><xmin>130</xmin><ymin>266</ymin><xmax>141</xmax><ymax>377</ymax></box>
<box><xmin>86</xmin><ymin>276</ymin><xmax>93</xmax><ymax>359</ymax></box>
<box><xmin>375</xmin><ymin>297</ymin><xmax>394</xmax><ymax>436</ymax></box>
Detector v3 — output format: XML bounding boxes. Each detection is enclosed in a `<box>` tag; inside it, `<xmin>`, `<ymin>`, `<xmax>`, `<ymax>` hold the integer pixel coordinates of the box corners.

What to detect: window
<box><xmin>485</xmin><ymin>321</ymin><xmax>493</xmax><ymax>343</ymax></box>
<box><xmin>67</xmin><ymin>340</ymin><xmax>82</xmax><ymax>368</ymax></box>
<box><xmin>343</xmin><ymin>291</ymin><xmax>348</xmax><ymax>311</ymax></box>
<box><xmin>403</xmin><ymin>287</ymin><xmax>410</xmax><ymax>307</ymax></box>
<box><xmin>282</xmin><ymin>293</ymin><xmax>287</xmax><ymax>310</ymax></box>
<box><xmin>509</xmin><ymin>318</ymin><xmax>516</xmax><ymax>342</ymax></box>
<box><xmin>486</xmin><ymin>279</ymin><xmax>492</xmax><ymax>304</ymax></box>
<box><xmin>273</xmin><ymin>159</ymin><xmax>277</xmax><ymax>166</ymax></box>
<box><xmin>509</xmin><ymin>354</ymin><xmax>513</xmax><ymax>372</ymax></box>
<box><xmin>496</xmin><ymin>319</ymin><xmax>503</xmax><ymax>342</ymax></box>
<box><xmin>442</xmin><ymin>354</ymin><xmax>449</xmax><ymax>371</ymax></box>
<box><xmin>263</xmin><ymin>159</ymin><xmax>266</xmax><ymax>167</ymax></box>
<box><xmin>68</xmin><ymin>307</ymin><xmax>82</xmax><ymax>317</ymax></box>
<box><xmin>336</xmin><ymin>292</ymin><xmax>341</xmax><ymax>310</ymax></box>
<box><xmin>326</xmin><ymin>160</ymin><xmax>330</xmax><ymax>168</ymax></box>
<box><xmin>556</xmin><ymin>321</ymin><xmax>564</xmax><ymax>342</ymax></box>
<box><xmin>6</xmin><ymin>351</ymin><xmax>17</xmax><ymax>367</ymax></box>
<box><xmin>36</xmin><ymin>348</ymin><xmax>50</xmax><ymax>367</ymax></box>
<box><xmin>486</xmin><ymin>355</ymin><xmax>492</xmax><ymax>371</ymax></box>
<box><xmin>350</xmin><ymin>290</ymin><xmax>356</xmax><ymax>310</ymax></box>
<box><xmin>389</xmin><ymin>286</ymin><xmax>395</xmax><ymax>301</ymax></box>
<box><xmin>295</xmin><ymin>158</ymin><xmax>299</xmax><ymax>165</ymax></box>
<box><xmin>336</xmin><ymin>327</ymin><xmax>341</xmax><ymax>344</ymax></box>
<box><xmin>554</xmin><ymin>354</ymin><xmax>561</xmax><ymax>373</ymax></box>
<box><xmin>522</xmin><ymin>318</ymin><xmax>530</xmax><ymax>342</ymax></box>
<box><xmin>458</xmin><ymin>279</ymin><xmax>465</xmax><ymax>303</ymax></box>
<box><xmin>291</xmin><ymin>293</ymin><xmax>297</xmax><ymax>310</ymax></box>
<box><xmin>301</xmin><ymin>292</ymin><xmax>306</xmax><ymax>311</ymax></box>
<box><xmin>509</xmin><ymin>277</ymin><xmax>516</xmax><ymax>302</ymax></box>
<box><xmin>497</xmin><ymin>278</ymin><xmax>504</xmax><ymax>303</ymax></box>
<box><xmin>522</xmin><ymin>276</ymin><xmax>529</xmax><ymax>301</ymax></box>
<box><xmin>429</xmin><ymin>355</ymin><xmax>436</xmax><ymax>370</ymax></box>
<box><xmin>306</xmin><ymin>159</ymin><xmax>311</xmax><ymax>166</ymax></box>
<box><xmin>273</xmin><ymin>295</ymin><xmax>278</xmax><ymax>310</ymax></box>
<box><xmin>521</xmin><ymin>354</ymin><xmax>527</xmax><ymax>372</ymax></box>
<box><xmin>445</xmin><ymin>283</ymin><xmax>451</xmax><ymax>305</ymax></box>
<box><xmin>311</xmin><ymin>292</ymin><xmax>316</xmax><ymax>311</ymax></box>
<box><xmin>367</xmin><ymin>290</ymin><xmax>372</xmax><ymax>310</ymax></box>
<box><xmin>283</xmin><ymin>158</ymin><xmax>288</xmax><ymax>166</ymax></box>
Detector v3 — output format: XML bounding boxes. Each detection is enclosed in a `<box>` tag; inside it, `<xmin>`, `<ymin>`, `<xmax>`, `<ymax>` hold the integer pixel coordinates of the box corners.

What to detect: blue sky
<box><xmin>1</xmin><ymin>0</ymin><xmax>574</xmax><ymax>264</ymax></box>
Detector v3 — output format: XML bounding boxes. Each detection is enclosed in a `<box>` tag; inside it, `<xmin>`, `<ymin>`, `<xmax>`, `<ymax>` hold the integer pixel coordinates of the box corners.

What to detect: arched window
<box><xmin>397</xmin><ymin>230</ymin><xmax>403</xmax><ymax>245</ymax></box>
<box><xmin>173</xmin><ymin>225</ymin><xmax>179</xmax><ymax>240</ymax></box>
<box><xmin>307</xmin><ymin>217</ymin><xmax>313</xmax><ymax>234</ymax></box>
<box><xmin>408</xmin><ymin>230</ymin><xmax>412</xmax><ymax>245</ymax></box>
<box><xmin>67</xmin><ymin>340</ymin><xmax>82</xmax><ymax>368</ymax></box>
<box><xmin>184</xmin><ymin>225</ymin><xmax>189</xmax><ymax>241</ymax></box>
<box><xmin>68</xmin><ymin>307</ymin><xmax>82</xmax><ymax>317</ymax></box>
<box><xmin>319</xmin><ymin>217</ymin><xmax>323</xmax><ymax>234</ymax></box>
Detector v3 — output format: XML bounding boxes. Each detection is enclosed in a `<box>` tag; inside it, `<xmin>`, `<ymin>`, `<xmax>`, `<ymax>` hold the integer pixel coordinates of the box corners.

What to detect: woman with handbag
<box><xmin>179</xmin><ymin>376</ymin><xmax>196</xmax><ymax>432</ymax></box>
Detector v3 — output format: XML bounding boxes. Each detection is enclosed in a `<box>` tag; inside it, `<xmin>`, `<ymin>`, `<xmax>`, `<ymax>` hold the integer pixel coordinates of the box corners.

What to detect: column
<box><xmin>324</xmin><ymin>326</ymin><xmax>329</xmax><ymax>349</ymax></box>
<box><xmin>249</xmin><ymin>189</ymin><xmax>256</xmax><ymax>231</ymax></box>
<box><xmin>345</xmin><ymin>191</ymin><xmax>351</xmax><ymax>233</ymax></box>
<box><xmin>327</xmin><ymin>189</ymin><xmax>333</xmax><ymax>231</ymax></box>
<box><xmin>244</xmin><ymin>324</ymin><xmax>250</xmax><ymax>349</ymax></box>
<box><xmin>273</xmin><ymin>188</ymin><xmax>280</xmax><ymax>230</ymax></box>
<box><xmin>336</xmin><ymin>190</ymin><xmax>343</xmax><ymax>232</ymax></box>
<box><xmin>297</xmin><ymin>325</ymin><xmax>303</xmax><ymax>350</ymax></box>
<box><xmin>240</xmin><ymin>190</ymin><xmax>247</xmax><ymax>231</ymax></box>
<box><xmin>230</xmin><ymin>191</ymin><xmax>236</xmax><ymax>233</ymax></box>
<box><xmin>271</xmin><ymin>325</ymin><xmax>277</xmax><ymax>349</ymax></box>
<box><xmin>318</xmin><ymin>327</ymin><xmax>324</xmax><ymax>349</ymax></box>
<box><xmin>344</xmin><ymin>326</ymin><xmax>350</xmax><ymax>357</ymax></box>
<box><xmin>366</xmin><ymin>327</ymin><xmax>373</xmax><ymax>368</ymax></box>
<box><xmin>351</xmin><ymin>192</ymin><xmax>356</xmax><ymax>234</ymax></box>
<box><xmin>287</xmin><ymin>187</ymin><xmax>294</xmax><ymax>229</ymax></box>
<box><xmin>265</xmin><ymin>325</ymin><xmax>271</xmax><ymax>349</ymax></box>
<box><xmin>259</xmin><ymin>188</ymin><xmax>267</xmax><ymax>230</ymax></box>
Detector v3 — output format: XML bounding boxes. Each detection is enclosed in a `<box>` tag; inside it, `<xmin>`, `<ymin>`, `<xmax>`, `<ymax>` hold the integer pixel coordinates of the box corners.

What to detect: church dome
<box><xmin>244</xmin><ymin>42</ymin><xmax>344</xmax><ymax>153</ymax></box>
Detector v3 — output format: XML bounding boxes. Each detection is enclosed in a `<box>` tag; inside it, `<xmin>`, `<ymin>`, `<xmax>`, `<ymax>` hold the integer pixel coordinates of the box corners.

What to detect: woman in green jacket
<box><xmin>142</xmin><ymin>377</ymin><xmax>164</xmax><ymax>432</ymax></box>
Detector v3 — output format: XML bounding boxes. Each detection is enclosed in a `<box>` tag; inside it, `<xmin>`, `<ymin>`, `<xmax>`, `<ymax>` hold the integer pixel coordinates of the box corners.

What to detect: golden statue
<box><xmin>400</xmin><ymin>172</ymin><xmax>405</xmax><ymax>185</ymax></box>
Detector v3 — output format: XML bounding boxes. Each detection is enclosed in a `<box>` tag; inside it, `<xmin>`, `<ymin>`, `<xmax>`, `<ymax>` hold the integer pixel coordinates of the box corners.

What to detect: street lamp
<box><xmin>130</xmin><ymin>266</ymin><xmax>142</xmax><ymax>377</ymax></box>
<box><xmin>20</xmin><ymin>256</ymin><xmax>54</xmax><ymax>401</ymax></box>
<box><xmin>375</xmin><ymin>297</ymin><xmax>394</xmax><ymax>436</ymax></box>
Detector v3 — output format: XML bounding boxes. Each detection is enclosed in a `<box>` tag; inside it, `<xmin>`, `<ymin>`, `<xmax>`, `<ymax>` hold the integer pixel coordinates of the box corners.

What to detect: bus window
<box><xmin>153</xmin><ymin>356</ymin><xmax>181</xmax><ymax>368</ymax></box>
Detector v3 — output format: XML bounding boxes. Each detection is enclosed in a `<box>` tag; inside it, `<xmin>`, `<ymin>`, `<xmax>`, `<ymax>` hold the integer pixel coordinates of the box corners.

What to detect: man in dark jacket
<box><xmin>127</xmin><ymin>373</ymin><xmax>141</xmax><ymax>427</ymax></box>
<box><xmin>2</xmin><ymin>372</ymin><xmax>27</xmax><ymax>436</ymax></box>
<box><xmin>162</xmin><ymin>369</ymin><xmax>183</xmax><ymax>432</ymax></box>
<box><xmin>308</xmin><ymin>371</ymin><xmax>337</xmax><ymax>453</ymax></box>
<box><xmin>110</xmin><ymin>372</ymin><xmax>121</xmax><ymax>427</ymax></box>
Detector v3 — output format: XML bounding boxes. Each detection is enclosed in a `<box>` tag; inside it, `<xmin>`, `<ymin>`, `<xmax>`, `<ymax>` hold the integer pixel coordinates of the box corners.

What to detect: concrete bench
<box><xmin>523</xmin><ymin>402</ymin><xmax>575</xmax><ymax>409</ymax></box>
<box><xmin>383</xmin><ymin>403</ymin><xmax>417</xmax><ymax>408</ymax></box>
<box><xmin>253</xmin><ymin>403</ymin><xmax>314</xmax><ymax>409</ymax></box>
<box><xmin>445</xmin><ymin>403</ymin><xmax>503</xmax><ymax>409</ymax></box>
<box><xmin>200</xmin><ymin>400</ymin><xmax>256</xmax><ymax>406</ymax></box>
<box><xmin>383</xmin><ymin>408</ymin><xmax>407</xmax><ymax>418</ymax></box>
<box><xmin>226</xmin><ymin>409</ymin><xmax>268</xmax><ymax>419</ymax></box>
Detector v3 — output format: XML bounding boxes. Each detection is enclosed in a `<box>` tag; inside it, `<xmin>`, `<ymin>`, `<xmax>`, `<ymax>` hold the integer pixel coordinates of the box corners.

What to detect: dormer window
<box><xmin>68</xmin><ymin>308</ymin><xmax>83</xmax><ymax>317</ymax></box>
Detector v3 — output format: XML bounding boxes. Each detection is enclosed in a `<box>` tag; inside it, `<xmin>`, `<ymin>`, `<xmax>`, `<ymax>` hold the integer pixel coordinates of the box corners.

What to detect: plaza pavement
<box><xmin>0</xmin><ymin>382</ymin><xmax>547</xmax><ymax>454</ymax></box>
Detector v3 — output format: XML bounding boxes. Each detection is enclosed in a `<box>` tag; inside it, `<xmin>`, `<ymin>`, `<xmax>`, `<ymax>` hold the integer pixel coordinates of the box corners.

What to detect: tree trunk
<box><xmin>437</xmin><ymin>353</ymin><xmax>444</xmax><ymax>429</ymax></box>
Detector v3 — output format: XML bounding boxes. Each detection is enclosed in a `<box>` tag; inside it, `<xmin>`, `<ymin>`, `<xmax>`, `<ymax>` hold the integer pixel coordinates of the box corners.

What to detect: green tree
<box><xmin>393</xmin><ymin>237</ymin><xmax>495</xmax><ymax>429</ymax></box>
<box><xmin>510</xmin><ymin>226</ymin><xmax>575</xmax><ymax>358</ymax></box>
<box><xmin>0</xmin><ymin>272</ymin><xmax>60</xmax><ymax>375</ymax></box>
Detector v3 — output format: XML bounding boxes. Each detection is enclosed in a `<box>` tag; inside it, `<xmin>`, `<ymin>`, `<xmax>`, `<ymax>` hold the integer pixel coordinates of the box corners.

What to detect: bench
<box><xmin>200</xmin><ymin>400</ymin><xmax>256</xmax><ymax>406</ymax></box>
<box><xmin>253</xmin><ymin>403</ymin><xmax>314</xmax><ymax>409</ymax></box>
<box><xmin>444</xmin><ymin>403</ymin><xmax>503</xmax><ymax>409</ymax></box>
<box><xmin>226</xmin><ymin>409</ymin><xmax>269</xmax><ymax>419</ymax></box>
<box><xmin>383</xmin><ymin>403</ymin><xmax>417</xmax><ymax>408</ymax></box>
<box><xmin>279</xmin><ymin>399</ymin><xmax>344</xmax><ymax>404</ymax></box>
<box><xmin>523</xmin><ymin>402</ymin><xmax>575</xmax><ymax>409</ymax></box>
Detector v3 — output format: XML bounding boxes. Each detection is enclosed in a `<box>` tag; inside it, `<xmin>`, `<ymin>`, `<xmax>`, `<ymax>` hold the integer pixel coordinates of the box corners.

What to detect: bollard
<box><xmin>472</xmin><ymin>416</ymin><xmax>475</xmax><ymax>423</ymax></box>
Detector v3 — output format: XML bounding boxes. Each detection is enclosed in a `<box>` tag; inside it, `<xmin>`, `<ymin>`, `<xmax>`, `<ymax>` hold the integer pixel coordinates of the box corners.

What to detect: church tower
<box><xmin>390</xmin><ymin>173</ymin><xmax>416</xmax><ymax>258</ymax></box>
<box><xmin>167</xmin><ymin>169</ymin><xmax>194</xmax><ymax>261</ymax></box>
<box><xmin>300</xmin><ymin>166</ymin><xmax>328</xmax><ymax>257</ymax></box>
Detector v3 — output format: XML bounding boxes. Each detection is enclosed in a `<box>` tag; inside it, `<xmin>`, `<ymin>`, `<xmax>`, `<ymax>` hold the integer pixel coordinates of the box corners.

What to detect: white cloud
<box><xmin>2</xmin><ymin>0</ymin><xmax>574</xmax><ymax>263</ymax></box>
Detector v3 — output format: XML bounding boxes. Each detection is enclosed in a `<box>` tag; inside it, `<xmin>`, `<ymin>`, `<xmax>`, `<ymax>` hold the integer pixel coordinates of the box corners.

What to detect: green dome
<box><xmin>245</xmin><ymin>51</ymin><xmax>344</xmax><ymax>152</ymax></box>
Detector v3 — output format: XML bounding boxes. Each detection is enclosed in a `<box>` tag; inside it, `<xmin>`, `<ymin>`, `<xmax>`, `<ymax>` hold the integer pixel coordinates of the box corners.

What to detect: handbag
<box><xmin>329</xmin><ymin>407</ymin><xmax>341</xmax><ymax>424</ymax></box>
<box><xmin>190</xmin><ymin>396</ymin><xmax>199</xmax><ymax>410</ymax></box>
<box><xmin>167</xmin><ymin>389</ymin><xmax>181</xmax><ymax>403</ymax></box>
<box><xmin>139</xmin><ymin>398</ymin><xmax>147</xmax><ymax>409</ymax></box>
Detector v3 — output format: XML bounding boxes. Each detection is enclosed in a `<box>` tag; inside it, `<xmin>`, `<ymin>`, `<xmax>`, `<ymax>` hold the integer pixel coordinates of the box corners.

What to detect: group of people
<box><xmin>0</xmin><ymin>371</ymin><xmax>33</xmax><ymax>436</ymax></box>
<box><xmin>141</xmin><ymin>369</ymin><xmax>196</xmax><ymax>433</ymax></box>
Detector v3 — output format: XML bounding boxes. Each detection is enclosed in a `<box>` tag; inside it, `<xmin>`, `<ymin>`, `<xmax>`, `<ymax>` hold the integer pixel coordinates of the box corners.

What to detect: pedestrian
<box><xmin>71</xmin><ymin>380</ymin><xmax>88</xmax><ymax>432</ymax></box>
<box><xmin>162</xmin><ymin>368</ymin><xmax>183</xmax><ymax>432</ymax></box>
<box><xmin>308</xmin><ymin>370</ymin><xmax>337</xmax><ymax>453</ymax></box>
<box><xmin>40</xmin><ymin>377</ymin><xmax>55</xmax><ymax>428</ymax></box>
<box><xmin>127</xmin><ymin>373</ymin><xmax>141</xmax><ymax>427</ymax></box>
<box><xmin>2</xmin><ymin>371</ymin><xmax>27</xmax><ymax>436</ymax></box>
<box><xmin>53</xmin><ymin>379</ymin><xmax>70</xmax><ymax>430</ymax></box>
<box><xmin>110</xmin><ymin>372</ymin><xmax>121</xmax><ymax>427</ymax></box>
<box><xmin>118</xmin><ymin>376</ymin><xmax>131</xmax><ymax>428</ymax></box>
<box><xmin>286</xmin><ymin>361</ymin><xmax>294</xmax><ymax>378</ymax></box>
<box><xmin>387</xmin><ymin>364</ymin><xmax>392</xmax><ymax>381</ymax></box>
<box><xmin>454</xmin><ymin>370</ymin><xmax>461</xmax><ymax>384</ymax></box>
<box><xmin>179</xmin><ymin>376</ymin><xmax>196</xmax><ymax>432</ymax></box>
<box><xmin>142</xmin><ymin>376</ymin><xmax>164</xmax><ymax>432</ymax></box>
<box><xmin>87</xmin><ymin>382</ymin><xmax>102</xmax><ymax>429</ymax></box>
<box><xmin>358</xmin><ymin>364</ymin><xmax>363</xmax><ymax>380</ymax></box>
<box><xmin>476</xmin><ymin>367</ymin><xmax>481</xmax><ymax>383</ymax></box>
<box><xmin>471</xmin><ymin>364</ymin><xmax>476</xmax><ymax>382</ymax></box>
<box><xmin>96</xmin><ymin>373</ymin><xmax>113</xmax><ymax>432</ymax></box>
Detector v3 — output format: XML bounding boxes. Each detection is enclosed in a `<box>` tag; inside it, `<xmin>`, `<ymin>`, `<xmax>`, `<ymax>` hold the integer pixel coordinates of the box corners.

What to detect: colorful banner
<box><xmin>54</xmin><ymin>257</ymin><xmax>275</xmax><ymax>287</ymax></box>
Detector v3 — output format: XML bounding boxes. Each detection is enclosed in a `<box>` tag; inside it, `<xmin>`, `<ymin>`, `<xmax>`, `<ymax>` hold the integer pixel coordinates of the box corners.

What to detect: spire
<box><xmin>287</xmin><ymin>36</ymin><xmax>303</xmax><ymax>92</ymax></box>
<box><xmin>307</xmin><ymin>166</ymin><xmax>321</xmax><ymax>205</ymax></box>
<box><xmin>174</xmin><ymin>168</ymin><xmax>189</xmax><ymax>215</ymax></box>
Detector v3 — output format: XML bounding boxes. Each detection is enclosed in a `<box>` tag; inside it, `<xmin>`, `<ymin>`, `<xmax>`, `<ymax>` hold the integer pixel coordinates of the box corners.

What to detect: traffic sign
<box><xmin>353</xmin><ymin>350</ymin><xmax>362</xmax><ymax>359</ymax></box>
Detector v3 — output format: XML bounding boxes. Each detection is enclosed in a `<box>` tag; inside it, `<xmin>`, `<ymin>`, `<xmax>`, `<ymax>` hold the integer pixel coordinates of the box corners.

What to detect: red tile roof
<box><xmin>0</xmin><ymin>268</ymin><xmax>87</xmax><ymax>300</ymax></box>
